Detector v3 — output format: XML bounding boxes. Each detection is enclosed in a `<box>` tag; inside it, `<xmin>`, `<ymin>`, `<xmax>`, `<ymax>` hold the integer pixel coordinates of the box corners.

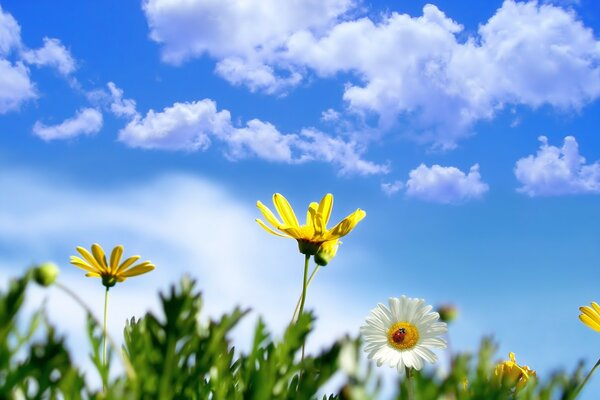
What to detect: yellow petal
<box><xmin>119</xmin><ymin>263</ymin><xmax>155</xmax><ymax>278</ymax></box>
<box><xmin>76</xmin><ymin>246</ymin><xmax>106</xmax><ymax>273</ymax></box>
<box><xmin>115</xmin><ymin>255</ymin><xmax>142</xmax><ymax>274</ymax></box>
<box><xmin>110</xmin><ymin>245</ymin><xmax>124</xmax><ymax>273</ymax></box>
<box><xmin>91</xmin><ymin>244</ymin><xmax>109</xmax><ymax>272</ymax></box>
<box><xmin>317</xmin><ymin>193</ymin><xmax>333</xmax><ymax>228</ymax></box>
<box><xmin>85</xmin><ymin>272</ymin><xmax>101</xmax><ymax>278</ymax></box>
<box><xmin>580</xmin><ymin>306</ymin><xmax>600</xmax><ymax>327</ymax></box>
<box><xmin>256</xmin><ymin>219</ymin><xmax>288</xmax><ymax>237</ymax></box>
<box><xmin>257</xmin><ymin>201</ymin><xmax>283</xmax><ymax>228</ymax></box>
<box><xmin>273</xmin><ymin>193</ymin><xmax>299</xmax><ymax>227</ymax></box>
<box><xmin>592</xmin><ymin>302</ymin><xmax>600</xmax><ymax>315</ymax></box>
<box><xmin>328</xmin><ymin>209</ymin><xmax>366</xmax><ymax>239</ymax></box>
<box><xmin>306</xmin><ymin>202</ymin><xmax>318</xmax><ymax>227</ymax></box>
<box><xmin>70</xmin><ymin>256</ymin><xmax>100</xmax><ymax>274</ymax></box>
<box><xmin>279</xmin><ymin>225</ymin><xmax>307</xmax><ymax>240</ymax></box>
<box><xmin>580</xmin><ymin>314</ymin><xmax>600</xmax><ymax>332</ymax></box>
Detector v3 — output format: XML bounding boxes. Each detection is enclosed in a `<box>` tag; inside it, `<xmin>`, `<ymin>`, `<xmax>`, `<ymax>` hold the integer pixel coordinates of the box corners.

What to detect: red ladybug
<box><xmin>392</xmin><ymin>328</ymin><xmax>406</xmax><ymax>344</ymax></box>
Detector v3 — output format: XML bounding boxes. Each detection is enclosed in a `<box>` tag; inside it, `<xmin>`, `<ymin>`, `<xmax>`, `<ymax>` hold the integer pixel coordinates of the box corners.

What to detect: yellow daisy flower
<box><xmin>70</xmin><ymin>243</ymin><xmax>155</xmax><ymax>288</ymax></box>
<box><xmin>494</xmin><ymin>352</ymin><xmax>536</xmax><ymax>392</ymax></box>
<box><xmin>256</xmin><ymin>193</ymin><xmax>366</xmax><ymax>255</ymax></box>
<box><xmin>579</xmin><ymin>302</ymin><xmax>600</xmax><ymax>332</ymax></box>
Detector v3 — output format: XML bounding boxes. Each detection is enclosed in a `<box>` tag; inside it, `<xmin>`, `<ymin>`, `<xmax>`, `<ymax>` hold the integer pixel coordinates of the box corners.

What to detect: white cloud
<box><xmin>0</xmin><ymin>169</ymin><xmax>372</xmax><ymax>385</ymax></box>
<box><xmin>143</xmin><ymin>0</ymin><xmax>353</xmax><ymax>64</ymax></box>
<box><xmin>406</xmin><ymin>164</ymin><xmax>489</xmax><ymax>204</ymax></box>
<box><xmin>215</xmin><ymin>57</ymin><xmax>302</xmax><ymax>94</ymax></box>
<box><xmin>0</xmin><ymin>5</ymin><xmax>21</xmax><ymax>55</ymax></box>
<box><xmin>0</xmin><ymin>6</ymin><xmax>79</xmax><ymax>113</ymax></box>
<box><xmin>296</xmin><ymin>128</ymin><xmax>389</xmax><ymax>175</ymax></box>
<box><xmin>118</xmin><ymin>99</ymin><xmax>230</xmax><ymax>151</ymax></box>
<box><xmin>107</xmin><ymin>82</ymin><xmax>138</xmax><ymax>118</ymax></box>
<box><xmin>0</xmin><ymin>60</ymin><xmax>35</xmax><ymax>113</ymax></box>
<box><xmin>515</xmin><ymin>136</ymin><xmax>600</xmax><ymax>196</ymax></box>
<box><xmin>21</xmin><ymin>37</ymin><xmax>76</xmax><ymax>76</ymax></box>
<box><xmin>321</xmin><ymin>108</ymin><xmax>340</xmax><ymax>122</ymax></box>
<box><xmin>32</xmin><ymin>108</ymin><xmax>103</xmax><ymax>141</ymax></box>
<box><xmin>143</xmin><ymin>0</ymin><xmax>600</xmax><ymax>147</ymax></box>
<box><xmin>381</xmin><ymin>180</ymin><xmax>404</xmax><ymax>196</ymax></box>
<box><xmin>118</xmin><ymin>98</ymin><xmax>387</xmax><ymax>175</ymax></box>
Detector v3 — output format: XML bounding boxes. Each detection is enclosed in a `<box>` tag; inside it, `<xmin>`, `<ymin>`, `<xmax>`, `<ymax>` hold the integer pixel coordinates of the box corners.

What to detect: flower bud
<box><xmin>437</xmin><ymin>304</ymin><xmax>459</xmax><ymax>323</ymax></box>
<box><xmin>32</xmin><ymin>262</ymin><xmax>59</xmax><ymax>287</ymax></box>
<box><xmin>314</xmin><ymin>240</ymin><xmax>340</xmax><ymax>266</ymax></box>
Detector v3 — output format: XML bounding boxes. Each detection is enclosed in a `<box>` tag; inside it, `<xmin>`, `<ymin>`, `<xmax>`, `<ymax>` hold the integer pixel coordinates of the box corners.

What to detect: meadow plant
<box><xmin>0</xmin><ymin>193</ymin><xmax>598</xmax><ymax>399</ymax></box>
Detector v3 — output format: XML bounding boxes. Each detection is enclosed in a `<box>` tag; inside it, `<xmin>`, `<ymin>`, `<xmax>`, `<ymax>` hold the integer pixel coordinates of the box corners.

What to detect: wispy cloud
<box><xmin>515</xmin><ymin>136</ymin><xmax>600</xmax><ymax>196</ymax></box>
<box><xmin>0</xmin><ymin>169</ymin><xmax>373</xmax><ymax>385</ymax></box>
<box><xmin>406</xmin><ymin>164</ymin><xmax>489</xmax><ymax>204</ymax></box>
<box><xmin>32</xmin><ymin>108</ymin><xmax>103</xmax><ymax>141</ymax></box>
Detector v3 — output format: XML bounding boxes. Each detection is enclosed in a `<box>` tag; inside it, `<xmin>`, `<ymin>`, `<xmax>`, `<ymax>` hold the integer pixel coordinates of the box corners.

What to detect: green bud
<box><xmin>314</xmin><ymin>240</ymin><xmax>340</xmax><ymax>266</ymax></box>
<box><xmin>437</xmin><ymin>304</ymin><xmax>459</xmax><ymax>323</ymax></box>
<box><xmin>32</xmin><ymin>262</ymin><xmax>59</xmax><ymax>287</ymax></box>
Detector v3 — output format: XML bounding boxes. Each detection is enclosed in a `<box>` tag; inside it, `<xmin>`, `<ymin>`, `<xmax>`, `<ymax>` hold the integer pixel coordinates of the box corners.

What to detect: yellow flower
<box><xmin>494</xmin><ymin>352</ymin><xmax>536</xmax><ymax>392</ymax></box>
<box><xmin>70</xmin><ymin>244</ymin><xmax>155</xmax><ymax>288</ymax></box>
<box><xmin>579</xmin><ymin>302</ymin><xmax>600</xmax><ymax>332</ymax></box>
<box><xmin>256</xmin><ymin>193</ymin><xmax>365</xmax><ymax>255</ymax></box>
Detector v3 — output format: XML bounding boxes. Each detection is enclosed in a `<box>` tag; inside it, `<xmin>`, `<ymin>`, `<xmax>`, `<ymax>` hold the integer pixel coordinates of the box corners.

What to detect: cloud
<box><xmin>21</xmin><ymin>37</ymin><xmax>76</xmax><ymax>76</ymax></box>
<box><xmin>0</xmin><ymin>169</ymin><xmax>372</xmax><ymax>385</ymax></box>
<box><xmin>321</xmin><ymin>108</ymin><xmax>340</xmax><ymax>122</ymax></box>
<box><xmin>406</xmin><ymin>164</ymin><xmax>489</xmax><ymax>204</ymax></box>
<box><xmin>143</xmin><ymin>0</ymin><xmax>353</xmax><ymax>64</ymax></box>
<box><xmin>118</xmin><ymin>98</ymin><xmax>387</xmax><ymax>175</ymax></box>
<box><xmin>0</xmin><ymin>60</ymin><xmax>35</xmax><ymax>113</ymax></box>
<box><xmin>214</xmin><ymin>57</ymin><xmax>302</xmax><ymax>94</ymax></box>
<box><xmin>381</xmin><ymin>180</ymin><xmax>404</xmax><ymax>196</ymax></box>
<box><xmin>144</xmin><ymin>0</ymin><xmax>600</xmax><ymax>148</ymax></box>
<box><xmin>106</xmin><ymin>82</ymin><xmax>138</xmax><ymax>118</ymax></box>
<box><xmin>0</xmin><ymin>5</ymin><xmax>21</xmax><ymax>55</ymax></box>
<box><xmin>515</xmin><ymin>136</ymin><xmax>600</xmax><ymax>196</ymax></box>
<box><xmin>0</xmin><ymin>6</ymin><xmax>79</xmax><ymax>113</ymax></box>
<box><xmin>118</xmin><ymin>99</ymin><xmax>230</xmax><ymax>151</ymax></box>
<box><xmin>32</xmin><ymin>108</ymin><xmax>103</xmax><ymax>141</ymax></box>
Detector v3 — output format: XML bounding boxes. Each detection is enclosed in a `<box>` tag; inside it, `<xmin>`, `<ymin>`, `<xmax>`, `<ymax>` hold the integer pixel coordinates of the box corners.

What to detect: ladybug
<box><xmin>392</xmin><ymin>327</ymin><xmax>406</xmax><ymax>344</ymax></box>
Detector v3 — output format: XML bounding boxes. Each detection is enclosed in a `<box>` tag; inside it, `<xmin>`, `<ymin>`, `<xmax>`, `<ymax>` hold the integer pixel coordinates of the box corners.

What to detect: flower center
<box><xmin>387</xmin><ymin>321</ymin><xmax>419</xmax><ymax>350</ymax></box>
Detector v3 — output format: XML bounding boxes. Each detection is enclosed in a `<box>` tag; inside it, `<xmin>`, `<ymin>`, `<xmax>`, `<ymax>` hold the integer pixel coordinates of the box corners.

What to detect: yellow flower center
<box><xmin>387</xmin><ymin>321</ymin><xmax>419</xmax><ymax>350</ymax></box>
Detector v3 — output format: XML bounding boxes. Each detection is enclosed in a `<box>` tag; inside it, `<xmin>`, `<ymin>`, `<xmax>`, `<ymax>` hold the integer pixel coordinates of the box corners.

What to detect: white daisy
<box><xmin>360</xmin><ymin>295</ymin><xmax>448</xmax><ymax>372</ymax></box>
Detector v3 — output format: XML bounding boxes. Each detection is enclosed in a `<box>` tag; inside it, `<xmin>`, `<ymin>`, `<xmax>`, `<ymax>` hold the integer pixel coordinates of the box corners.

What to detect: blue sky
<box><xmin>1</xmin><ymin>0</ymin><xmax>600</xmax><ymax>397</ymax></box>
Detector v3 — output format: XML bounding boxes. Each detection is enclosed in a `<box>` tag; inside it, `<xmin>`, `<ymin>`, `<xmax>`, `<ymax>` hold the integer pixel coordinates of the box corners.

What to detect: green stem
<box><xmin>572</xmin><ymin>357</ymin><xmax>600</xmax><ymax>399</ymax></box>
<box><xmin>54</xmin><ymin>282</ymin><xmax>136</xmax><ymax>382</ymax></box>
<box><xmin>296</xmin><ymin>254</ymin><xmax>310</xmax><ymax>323</ymax></box>
<box><xmin>405</xmin><ymin>366</ymin><xmax>415</xmax><ymax>400</ymax></box>
<box><xmin>291</xmin><ymin>264</ymin><xmax>321</xmax><ymax>324</ymax></box>
<box><xmin>297</xmin><ymin>254</ymin><xmax>310</xmax><ymax>380</ymax></box>
<box><xmin>103</xmin><ymin>287</ymin><xmax>109</xmax><ymax>368</ymax></box>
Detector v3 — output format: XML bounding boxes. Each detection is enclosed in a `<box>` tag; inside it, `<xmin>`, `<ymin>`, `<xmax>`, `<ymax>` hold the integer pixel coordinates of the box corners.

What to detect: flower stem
<box><xmin>291</xmin><ymin>264</ymin><xmax>321</xmax><ymax>324</ymax></box>
<box><xmin>572</xmin><ymin>357</ymin><xmax>600</xmax><ymax>399</ymax></box>
<box><xmin>54</xmin><ymin>282</ymin><xmax>136</xmax><ymax>382</ymax></box>
<box><xmin>103</xmin><ymin>287</ymin><xmax>109</xmax><ymax>368</ymax></box>
<box><xmin>294</xmin><ymin>254</ymin><xmax>311</xmax><ymax>324</ymax></box>
<box><xmin>405</xmin><ymin>366</ymin><xmax>415</xmax><ymax>400</ymax></box>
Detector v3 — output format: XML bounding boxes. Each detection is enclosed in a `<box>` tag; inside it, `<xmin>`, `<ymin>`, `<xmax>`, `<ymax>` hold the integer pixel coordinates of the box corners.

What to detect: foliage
<box><xmin>0</xmin><ymin>270</ymin><xmax>592</xmax><ymax>399</ymax></box>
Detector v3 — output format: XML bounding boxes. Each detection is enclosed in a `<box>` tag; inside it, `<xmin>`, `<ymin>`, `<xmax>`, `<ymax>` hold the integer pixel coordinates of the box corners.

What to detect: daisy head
<box><xmin>360</xmin><ymin>295</ymin><xmax>447</xmax><ymax>372</ymax></box>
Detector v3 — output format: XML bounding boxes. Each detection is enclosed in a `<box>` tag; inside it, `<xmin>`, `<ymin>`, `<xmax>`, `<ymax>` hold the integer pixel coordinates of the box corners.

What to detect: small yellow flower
<box><xmin>494</xmin><ymin>352</ymin><xmax>536</xmax><ymax>392</ymax></box>
<box><xmin>70</xmin><ymin>244</ymin><xmax>155</xmax><ymax>288</ymax></box>
<box><xmin>256</xmin><ymin>193</ymin><xmax>365</xmax><ymax>255</ymax></box>
<box><xmin>579</xmin><ymin>302</ymin><xmax>600</xmax><ymax>332</ymax></box>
